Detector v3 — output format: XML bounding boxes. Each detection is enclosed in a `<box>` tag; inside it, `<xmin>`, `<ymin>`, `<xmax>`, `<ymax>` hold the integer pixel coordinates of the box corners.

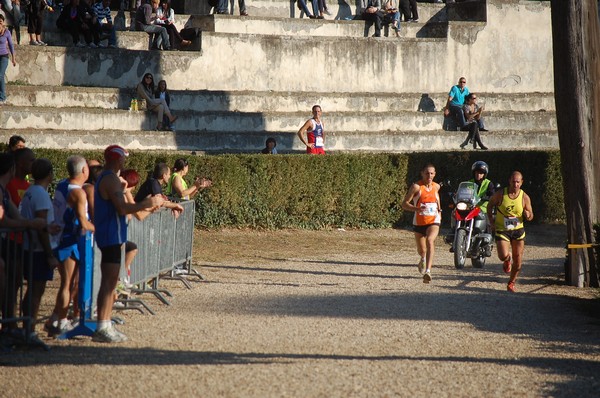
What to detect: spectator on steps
<box><xmin>362</xmin><ymin>0</ymin><xmax>383</xmax><ymax>37</ymax></box>
<box><xmin>154</xmin><ymin>79</ymin><xmax>173</xmax><ymax>130</ymax></box>
<box><xmin>0</xmin><ymin>14</ymin><xmax>16</xmax><ymax>104</ymax></box>
<box><xmin>459</xmin><ymin>93</ymin><xmax>488</xmax><ymax>150</ymax></box>
<box><xmin>1</xmin><ymin>0</ymin><xmax>22</xmax><ymax>44</ymax></box>
<box><xmin>135</xmin><ymin>0</ymin><xmax>170</xmax><ymax>50</ymax></box>
<box><xmin>26</xmin><ymin>0</ymin><xmax>52</xmax><ymax>46</ymax></box>
<box><xmin>136</xmin><ymin>72</ymin><xmax>178</xmax><ymax>131</ymax></box>
<box><xmin>56</xmin><ymin>0</ymin><xmax>98</xmax><ymax>47</ymax></box>
<box><xmin>383</xmin><ymin>0</ymin><xmax>400</xmax><ymax>36</ymax></box>
<box><xmin>399</xmin><ymin>0</ymin><xmax>417</xmax><ymax>22</ymax></box>
<box><xmin>155</xmin><ymin>0</ymin><xmax>190</xmax><ymax>49</ymax></box>
<box><xmin>443</xmin><ymin>76</ymin><xmax>469</xmax><ymax>130</ymax></box>
<box><xmin>228</xmin><ymin>0</ymin><xmax>248</xmax><ymax>16</ymax></box>
<box><xmin>261</xmin><ymin>137</ymin><xmax>278</xmax><ymax>154</ymax></box>
<box><xmin>296</xmin><ymin>0</ymin><xmax>319</xmax><ymax>19</ymax></box>
<box><xmin>92</xmin><ymin>0</ymin><xmax>117</xmax><ymax>48</ymax></box>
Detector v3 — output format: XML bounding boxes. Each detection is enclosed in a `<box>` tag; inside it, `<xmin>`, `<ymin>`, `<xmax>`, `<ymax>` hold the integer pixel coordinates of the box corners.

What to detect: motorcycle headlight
<box><xmin>456</xmin><ymin>202</ymin><xmax>468</xmax><ymax>211</ymax></box>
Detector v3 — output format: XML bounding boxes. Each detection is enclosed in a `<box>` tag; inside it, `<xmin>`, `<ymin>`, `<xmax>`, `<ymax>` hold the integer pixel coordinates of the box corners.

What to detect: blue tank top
<box><xmin>55</xmin><ymin>179</ymin><xmax>87</xmax><ymax>248</ymax></box>
<box><xmin>94</xmin><ymin>170</ymin><xmax>127</xmax><ymax>248</ymax></box>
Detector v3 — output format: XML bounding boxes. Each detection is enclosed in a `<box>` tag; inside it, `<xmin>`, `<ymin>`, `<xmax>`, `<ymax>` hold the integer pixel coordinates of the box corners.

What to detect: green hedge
<box><xmin>17</xmin><ymin>149</ymin><xmax>565</xmax><ymax>229</ymax></box>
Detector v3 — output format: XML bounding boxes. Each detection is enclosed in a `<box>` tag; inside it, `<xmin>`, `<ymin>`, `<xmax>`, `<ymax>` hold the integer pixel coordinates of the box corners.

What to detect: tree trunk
<box><xmin>551</xmin><ymin>0</ymin><xmax>600</xmax><ymax>287</ymax></box>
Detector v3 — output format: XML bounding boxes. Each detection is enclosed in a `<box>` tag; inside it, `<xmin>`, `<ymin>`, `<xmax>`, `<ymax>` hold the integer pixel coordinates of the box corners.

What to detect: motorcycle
<box><xmin>445</xmin><ymin>181</ymin><xmax>493</xmax><ymax>269</ymax></box>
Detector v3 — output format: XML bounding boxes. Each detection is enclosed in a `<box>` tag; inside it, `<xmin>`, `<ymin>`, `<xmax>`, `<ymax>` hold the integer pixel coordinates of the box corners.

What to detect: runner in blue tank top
<box><xmin>93</xmin><ymin>145</ymin><xmax>164</xmax><ymax>343</ymax></box>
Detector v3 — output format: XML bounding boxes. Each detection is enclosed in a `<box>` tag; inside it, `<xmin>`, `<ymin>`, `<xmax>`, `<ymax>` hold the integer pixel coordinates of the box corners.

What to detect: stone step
<box><xmin>186</xmin><ymin>14</ymin><xmax>448</xmax><ymax>38</ymax></box>
<box><xmin>0</xmin><ymin>128</ymin><xmax>558</xmax><ymax>153</ymax></box>
<box><xmin>0</xmin><ymin>106</ymin><xmax>556</xmax><ymax>133</ymax></box>
<box><xmin>4</xmin><ymin>85</ymin><xmax>556</xmax><ymax>113</ymax></box>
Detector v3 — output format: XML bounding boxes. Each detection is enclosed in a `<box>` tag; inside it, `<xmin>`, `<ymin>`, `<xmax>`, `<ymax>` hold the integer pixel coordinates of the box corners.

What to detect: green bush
<box><xmin>24</xmin><ymin>149</ymin><xmax>565</xmax><ymax>229</ymax></box>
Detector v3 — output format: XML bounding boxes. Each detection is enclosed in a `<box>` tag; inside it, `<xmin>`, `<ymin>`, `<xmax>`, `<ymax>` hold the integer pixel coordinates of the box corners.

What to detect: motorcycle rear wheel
<box><xmin>453</xmin><ymin>229</ymin><xmax>467</xmax><ymax>269</ymax></box>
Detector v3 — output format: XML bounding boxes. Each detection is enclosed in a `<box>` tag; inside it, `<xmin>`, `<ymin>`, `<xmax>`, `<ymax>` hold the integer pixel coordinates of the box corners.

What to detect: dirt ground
<box><xmin>1</xmin><ymin>225</ymin><xmax>600</xmax><ymax>397</ymax></box>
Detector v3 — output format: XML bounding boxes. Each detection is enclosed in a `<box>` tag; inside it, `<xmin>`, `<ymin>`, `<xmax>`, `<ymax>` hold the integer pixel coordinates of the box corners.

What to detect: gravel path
<box><xmin>1</xmin><ymin>225</ymin><xmax>599</xmax><ymax>397</ymax></box>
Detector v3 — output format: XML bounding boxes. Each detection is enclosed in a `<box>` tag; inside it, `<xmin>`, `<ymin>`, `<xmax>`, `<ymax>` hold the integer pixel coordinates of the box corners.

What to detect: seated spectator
<box><xmin>92</xmin><ymin>0</ymin><xmax>117</xmax><ymax>48</ymax></box>
<box><xmin>165</xmin><ymin>158</ymin><xmax>212</xmax><ymax>200</ymax></box>
<box><xmin>7</xmin><ymin>134</ymin><xmax>25</xmax><ymax>152</ymax></box>
<box><xmin>444</xmin><ymin>76</ymin><xmax>469</xmax><ymax>130</ymax></box>
<box><xmin>155</xmin><ymin>0</ymin><xmax>190</xmax><ymax>49</ymax></box>
<box><xmin>154</xmin><ymin>79</ymin><xmax>173</xmax><ymax>130</ymax></box>
<box><xmin>459</xmin><ymin>93</ymin><xmax>488</xmax><ymax>150</ymax></box>
<box><xmin>134</xmin><ymin>162</ymin><xmax>183</xmax><ymax>219</ymax></box>
<box><xmin>136</xmin><ymin>73</ymin><xmax>178</xmax><ymax>131</ymax></box>
<box><xmin>261</xmin><ymin>137</ymin><xmax>278</xmax><ymax>154</ymax></box>
<box><xmin>362</xmin><ymin>0</ymin><xmax>383</xmax><ymax>37</ymax></box>
<box><xmin>56</xmin><ymin>0</ymin><xmax>98</xmax><ymax>47</ymax></box>
<box><xmin>135</xmin><ymin>0</ymin><xmax>170</xmax><ymax>51</ymax></box>
<box><xmin>382</xmin><ymin>0</ymin><xmax>400</xmax><ymax>36</ymax></box>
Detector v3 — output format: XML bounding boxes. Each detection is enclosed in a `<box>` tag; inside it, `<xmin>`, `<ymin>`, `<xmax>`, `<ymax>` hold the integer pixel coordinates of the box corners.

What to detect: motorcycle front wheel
<box><xmin>453</xmin><ymin>229</ymin><xmax>467</xmax><ymax>269</ymax></box>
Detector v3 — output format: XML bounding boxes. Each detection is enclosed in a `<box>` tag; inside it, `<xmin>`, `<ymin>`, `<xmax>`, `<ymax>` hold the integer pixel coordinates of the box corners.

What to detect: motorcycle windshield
<box><xmin>456</xmin><ymin>182</ymin><xmax>480</xmax><ymax>205</ymax></box>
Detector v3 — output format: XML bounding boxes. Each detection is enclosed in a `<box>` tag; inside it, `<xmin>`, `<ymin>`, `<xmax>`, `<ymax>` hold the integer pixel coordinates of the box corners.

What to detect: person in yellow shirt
<box><xmin>487</xmin><ymin>171</ymin><xmax>534</xmax><ymax>292</ymax></box>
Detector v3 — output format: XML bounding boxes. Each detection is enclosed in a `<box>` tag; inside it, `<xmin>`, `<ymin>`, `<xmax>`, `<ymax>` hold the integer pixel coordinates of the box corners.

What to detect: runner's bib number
<box><xmin>504</xmin><ymin>217</ymin><xmax>519</xmax><ymax>230</ymax></box>
<box><xmin>420</xmin><ymin>202</ymin><xmax>438</xmax><ymax>216</ymax></box>
<box><xmin>315</xmin><ymin>136</ymin><xmax>324</xmax><ymax>148</ymax></box>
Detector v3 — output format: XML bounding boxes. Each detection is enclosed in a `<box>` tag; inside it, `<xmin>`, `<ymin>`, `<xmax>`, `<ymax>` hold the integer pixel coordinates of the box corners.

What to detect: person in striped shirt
<box><xmin>92</xmin><ymin>0</ymin><xmax>117</xmax><ymax>48</ymax></box>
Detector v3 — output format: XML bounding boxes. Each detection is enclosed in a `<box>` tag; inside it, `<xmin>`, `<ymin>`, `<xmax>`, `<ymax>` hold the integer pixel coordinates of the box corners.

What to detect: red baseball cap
<box><xmin>104</xmin><ymin>145</ymin><xmax>129</xmax><ymax>161</ymax></box>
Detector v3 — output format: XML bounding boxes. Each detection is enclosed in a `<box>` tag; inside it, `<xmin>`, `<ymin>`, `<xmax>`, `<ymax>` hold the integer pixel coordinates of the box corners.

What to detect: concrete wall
<box><xmin>8</xmin><ymin>1</ymin><xmax>553</xmax><ymax>95</ymax></box>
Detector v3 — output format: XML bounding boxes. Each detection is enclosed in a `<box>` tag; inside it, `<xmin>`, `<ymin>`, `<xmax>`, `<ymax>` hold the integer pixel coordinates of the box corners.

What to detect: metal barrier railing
<box><xmin>0</xmin><ymin>228</ymin><xmax>45</xmax><ymax>350</ymax></box>
<box><xmin>115</xmin><ymin>200</ymin><xmax>197</xmax><ymax>313</ymax></box>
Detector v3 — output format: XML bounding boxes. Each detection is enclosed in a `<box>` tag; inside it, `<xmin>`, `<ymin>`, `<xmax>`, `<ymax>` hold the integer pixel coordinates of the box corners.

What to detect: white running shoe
<box><xmin>423</xmin><ymin>270</ymin><xmax>432</xmax><ymax>283</ymax></box>
<box><xmin>92</xmin><ymin>327</ymin><xmax>127</xmax><ymax>343</ymax></box>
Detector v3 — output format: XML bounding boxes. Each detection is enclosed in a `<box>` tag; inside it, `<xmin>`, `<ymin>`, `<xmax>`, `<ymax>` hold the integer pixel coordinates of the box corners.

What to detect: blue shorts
<box><xmin>55</xmin><ymin>244</ymin><xmax>80</xmax><ymax>263</ymax></box>
<box><xmin>24</xmin><ymin>251</ymin><xmax>55</xmax><ymax>282</ymax></box>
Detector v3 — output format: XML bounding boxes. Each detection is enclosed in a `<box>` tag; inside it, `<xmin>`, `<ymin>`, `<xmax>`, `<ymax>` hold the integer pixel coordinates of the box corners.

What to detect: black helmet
<box><xmin>471</xmin><ymin>161</ymin><xmax>489</xmax><ymax>178</ymax></box>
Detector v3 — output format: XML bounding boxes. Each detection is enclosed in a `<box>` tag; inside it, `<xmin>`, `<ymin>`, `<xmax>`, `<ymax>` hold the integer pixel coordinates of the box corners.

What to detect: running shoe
<box><xmin>92</xmin><ymin>327</ymin><xmax>127</xmax><ymax>343</ymax></box>
<box><xmin>417</xmin><ymin>258</ymin><xmax>426</xmax><ymax>275</ymax></box>
<box><xmin>423</xmin><ymin>270</ymin><xmax>432</xmax><ymax>283</ymax></box>
<box><xmin>503</xmin><ymin>256</ymin><xmax>512</xmax><ymax>273</ymax></box>
<box><xmin>507</xmin><ymin>281</ymin><xmax>516</xmax><ymax>292</ymax></box>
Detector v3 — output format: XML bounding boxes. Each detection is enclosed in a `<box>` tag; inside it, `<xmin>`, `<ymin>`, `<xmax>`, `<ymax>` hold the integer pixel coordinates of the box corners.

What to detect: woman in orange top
<box><xmin>401</xmin><ymin>163</ymin><xmax>441</xmax><ymax>283</ymax></box>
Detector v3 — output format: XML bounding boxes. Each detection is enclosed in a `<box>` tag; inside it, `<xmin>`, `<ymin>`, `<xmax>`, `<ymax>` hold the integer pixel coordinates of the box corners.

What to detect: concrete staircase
<box><xmin>0</xmin><ymin>0</ymin><xmax>556</xmax><ymax>153</ymax></box>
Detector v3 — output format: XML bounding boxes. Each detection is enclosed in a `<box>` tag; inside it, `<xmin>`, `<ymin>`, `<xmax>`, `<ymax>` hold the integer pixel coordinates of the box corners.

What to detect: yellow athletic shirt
<box><xmin>495</xmin><ymin>188</ymin><xmax>525</xmax><ymax>231</ymax></box>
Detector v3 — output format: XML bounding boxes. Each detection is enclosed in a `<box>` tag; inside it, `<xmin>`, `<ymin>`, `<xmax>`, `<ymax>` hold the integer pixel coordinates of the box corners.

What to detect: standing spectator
<box><xmin>135</xmin><ymin>0</ymin><xmax>170</xmax><ymax>51</ymax></box>
<box><xmin>228</xmin><ymin>0</ymin><xmax>248</xmax><ymax>16</ymax></box>
<box><xmin>136</xmin><ymin>73</ymin><xmax>178</xmax><ymax>131</ymax></box>
<box><xmin>6</xmin><ymin>148</ymin><xmax>34</xmax><ymax>207</ymax></box>
<box><xmin>487</xmin><ymin>171</ymin><xmax>534</xmax><ymax>293</ymax></box>
<box><xmin>134</xmin><ymin>162</ymin><xmax>184</xmax><ymax>218</ymax></box>
<box><xmin>19</xmin><ymin>158</ymin><xmax>60</xmax><ymax>330</ymax></box>
<box><xmin>155</xmin><ymin>1</ymin><xmax>191</xmax><ymax>49</ymax></box>
<box><xmin>7</xmin><ymin>135</ymin><xmax>25</xmax><ymax>152</ymax></box>
<box><xmin>92</xmin><ymin>0</ymin><xmax>117</xmax><ymax>48</ymax></box>
<box><xmin>459</xmin><ymin>93</ymin><xmax>488</xmax><ymax>150</ymax></box>
<box><xmin>401</xmin><ymin>163</ymin><xmax>442</xmax><ymax>283</ymax></box>
<box><xmin>297</xmin><ymin>104</ymin><xmax>326</xmax><ymax>155</ymax></box>
<box><xmin>296</xmin><ymin>0</ymin><xmax>318</xmax><ymax>19</ymax></box>
<box><xmin>261</xmin><ymin>137</ymin><xmax>278</xmax><ymax>154</ymax></box>
<box><xmin>56</xmin><ymin>0</ymin><xmax>97</xmax><ymax>47</ymax></box>
<box><xmin>444</xmin><ymin>76</ymin><xmax>469</xmax><ymax>130</ymax></box>
<box><xmin>116</xmin><ymin>168</ymin><xmax>141</xmax><ymax>288</ymax></box>
<box><xmin>45</xmin><ymin>155</ymin><xmax>94</xmax><ymax>337</ymax></box>
<box><xmin>165</xmin><ymin>158</ymin><xmax>212</xmax><ymax>200</ymax></box>
<box><xmin>26</xmin><ymin>0</ymin><xmax>52</xmax><ymax>46</ymax></box>
<box><xmin>1</xmin><ymin>0</ymin><xmax>22</xmax><ymax>44</ymax></box>
<box><xmin>0</xmin><ymin>14</ymin><xmax>16</xmax><ymax>104</ymax></box>
<box><xmin>93</xmin><ymin>145</ymin><xmax>163</xmax><ymax>343</ymax></box>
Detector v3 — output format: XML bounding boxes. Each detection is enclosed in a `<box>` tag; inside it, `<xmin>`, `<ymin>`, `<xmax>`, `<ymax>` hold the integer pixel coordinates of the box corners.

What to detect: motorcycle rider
<box><xmin>446</xmin><ymin>161</ymin><xmax>496</xmax><ymax>252</ymax></box>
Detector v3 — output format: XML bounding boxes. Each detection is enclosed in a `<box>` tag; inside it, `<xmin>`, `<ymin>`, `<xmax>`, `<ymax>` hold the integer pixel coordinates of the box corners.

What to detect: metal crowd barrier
<box><xmin>116</xmin><ymin>200</ymin><xmax>197</xmax><ymax>314</ymax></box>
<box><xmin>0</xmin><ymin>228</ymin><xmax>47</xmax><ymax>350</ymax></box>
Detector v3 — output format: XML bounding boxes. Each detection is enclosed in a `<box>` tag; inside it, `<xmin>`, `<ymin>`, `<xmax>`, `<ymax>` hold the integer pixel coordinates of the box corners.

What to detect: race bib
<box><xmin>315</xmin><ymin>136</ymin><xmax>324</xmax><ymax>148</ymax></box>
<box><xmin>420</xmin><ymin>202</ymin><xmax>438</xmax><ymax>216</ymax></box>
<box><xmin>504</xmin><ymin>217</ymin><xmax>519</xmax><ymax>230</ymax></box>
